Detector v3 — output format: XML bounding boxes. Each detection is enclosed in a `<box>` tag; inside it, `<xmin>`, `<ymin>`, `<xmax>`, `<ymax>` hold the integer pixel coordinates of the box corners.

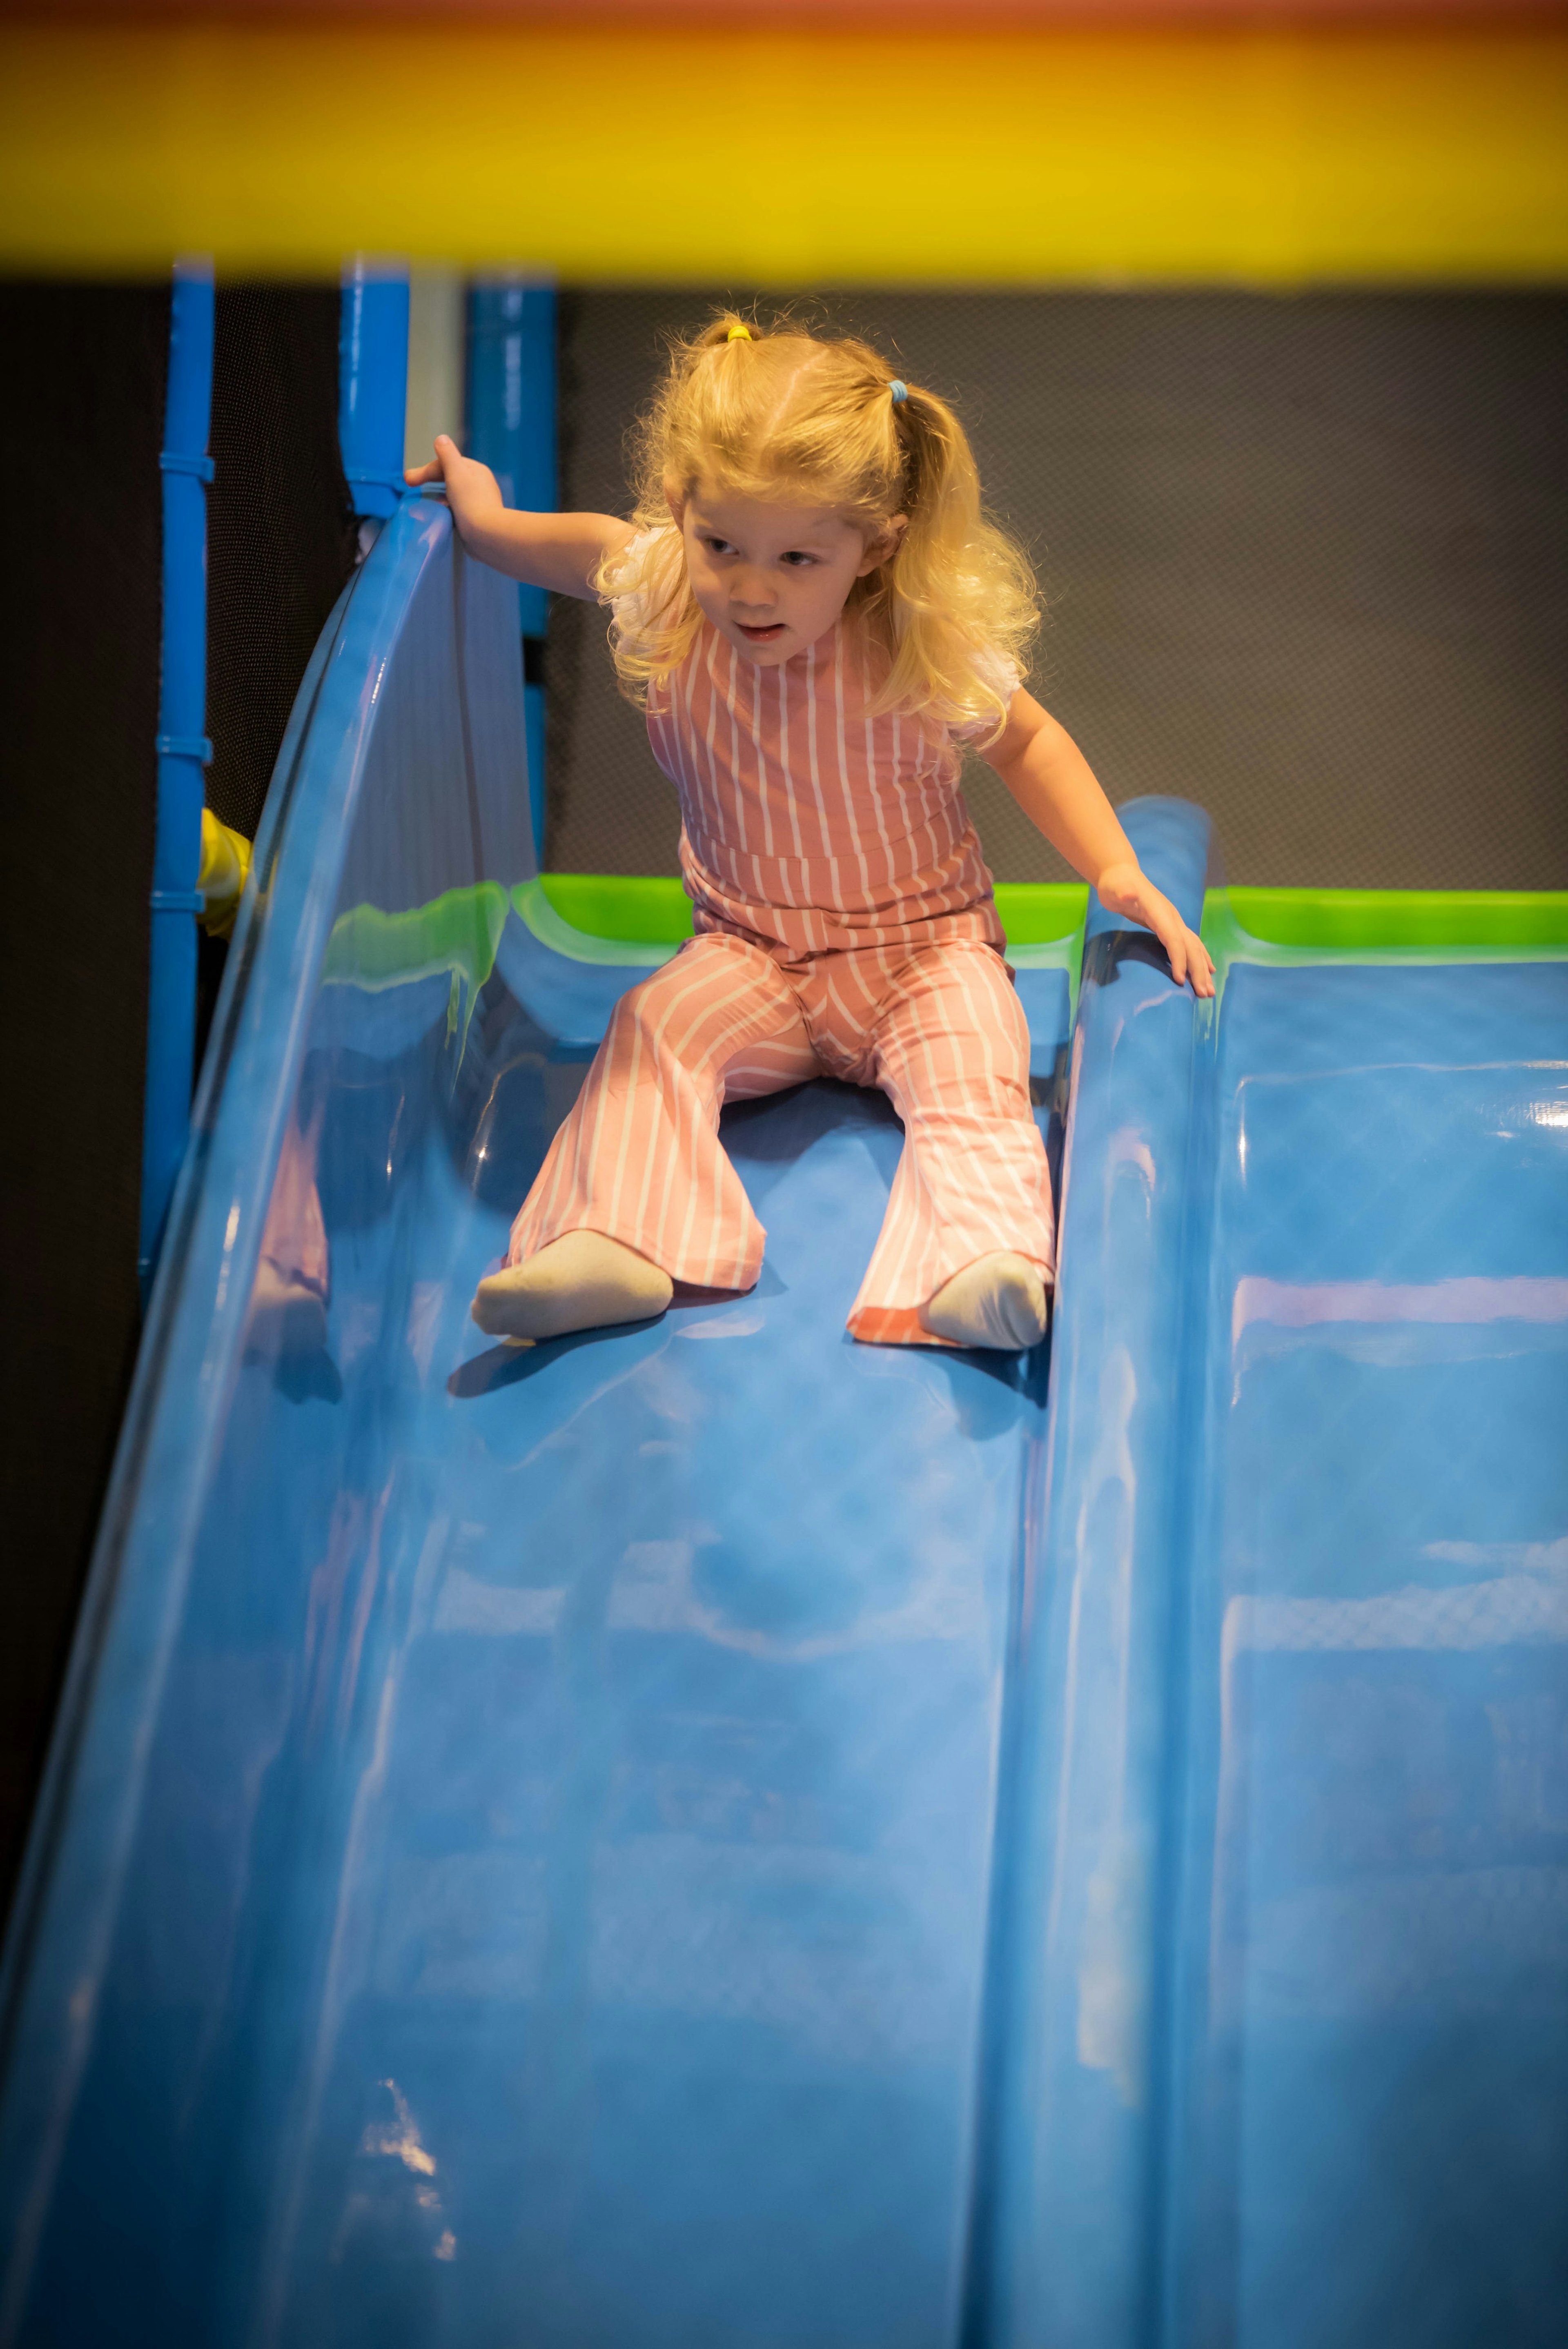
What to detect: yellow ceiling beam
<box><xmin>2</xmin><ymin>21</ymin><xmax>1564</xmax><ymax>281</ymax></box>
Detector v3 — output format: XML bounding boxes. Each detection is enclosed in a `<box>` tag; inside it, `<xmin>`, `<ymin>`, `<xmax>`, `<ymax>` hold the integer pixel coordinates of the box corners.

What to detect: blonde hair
<box><xmin>598</xmin><ymin>312</ymin><xmax>1038</xmax><ymax>741</ymax></box>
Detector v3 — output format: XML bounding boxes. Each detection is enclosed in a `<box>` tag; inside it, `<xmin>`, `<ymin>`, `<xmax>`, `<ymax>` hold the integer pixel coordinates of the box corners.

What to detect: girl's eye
<box><xmin>780</xmin><ymin>552</ymin><xmax>815</xmax><ymax>568</ymax></box>
<box><xmin>702</xmin><ymin>536</ymin><xmax>737</xmax><ymax>557</ymax></box>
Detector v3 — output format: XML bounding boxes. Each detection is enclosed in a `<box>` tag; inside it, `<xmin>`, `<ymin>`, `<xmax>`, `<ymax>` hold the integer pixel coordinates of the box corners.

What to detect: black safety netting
<box><xmin>0</xmin><ymin>279</ymin><xmax>169</xmax><ymax>1920</ymax></box>
<box><xmin>0</xmin><ymin>276</ymin><xmax>358</xmax><ymax>1924</ymax></box>
<box><xmin>206</xmin><ymin>281</ymin><xmax>359</xmax><ymax>842</ymax></box>
<box><xmin>546</xmin><ymin>289</ymin><xmax>1568</xmax><ymax>891</ymax></box>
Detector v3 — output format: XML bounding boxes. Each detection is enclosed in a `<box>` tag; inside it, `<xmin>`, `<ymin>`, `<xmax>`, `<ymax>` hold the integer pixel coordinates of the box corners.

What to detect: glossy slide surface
<box><xmin>982</xmin><ymin>822</ymin><xmax>1568</xmax><ymax>2349</ymax></box>
<box><xmin>1</xmin><ymin>498</ymin><xmax>1563</xmax><ymax>2347</ymax></box>
<box><xmin>0</xmin><ymin>499</ymin><xmax>1074</xmax><ymax>2347</ymax></box>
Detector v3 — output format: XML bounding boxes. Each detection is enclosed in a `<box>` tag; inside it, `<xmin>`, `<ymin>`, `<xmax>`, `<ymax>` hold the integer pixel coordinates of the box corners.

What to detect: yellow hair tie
<box><xmin>726</xmin><ymin>324</ymin><xmax>753</xmax><ymax>341</ymax></box>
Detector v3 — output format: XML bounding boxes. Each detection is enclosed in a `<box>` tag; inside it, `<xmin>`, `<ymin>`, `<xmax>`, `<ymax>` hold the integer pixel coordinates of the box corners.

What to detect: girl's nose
<box><xmin>732</xmin><ymin>570</ymin><xmax>775</xmax><ymax>611</ymax></box>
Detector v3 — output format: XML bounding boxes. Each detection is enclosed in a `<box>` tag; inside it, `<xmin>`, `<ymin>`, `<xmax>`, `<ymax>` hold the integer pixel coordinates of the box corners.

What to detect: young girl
<box><xmin>408</xmin><ymin>317</ymin><xmax>1212</xmax><ymax>1354</ymax></box>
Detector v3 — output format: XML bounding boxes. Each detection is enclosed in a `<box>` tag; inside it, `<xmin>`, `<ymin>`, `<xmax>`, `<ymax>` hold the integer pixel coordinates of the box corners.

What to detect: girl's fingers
<box><xmin>1112</xmin><ymin>876</ymin><xmax>1216</xmax><ymax>998</ymax></box>
<box><xmin>1186</xmin><ymin>927</ymin><xmax>1216</xmax><ymax>999</ymax></box>
<box><xmin>1154</xmin><ymin>905</ymin><xmax>1219</xmax><ymax>999</ymax></box>
<box><xmin>1146</xmin><ymin>896</ymin><xmax>1186</xmax><ymax>983</ymax></box>
<box><xmin>405</xmin><ymin>440</ymin><xmax>461</xmax><ymax>485</ymax></box>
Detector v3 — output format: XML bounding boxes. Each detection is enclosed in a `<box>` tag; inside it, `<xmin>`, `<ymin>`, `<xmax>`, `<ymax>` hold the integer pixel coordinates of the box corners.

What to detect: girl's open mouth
<box><xmin>738</xmin><ymin>623</ymin><xmax>786</xmax><ymax>643</ymax></box>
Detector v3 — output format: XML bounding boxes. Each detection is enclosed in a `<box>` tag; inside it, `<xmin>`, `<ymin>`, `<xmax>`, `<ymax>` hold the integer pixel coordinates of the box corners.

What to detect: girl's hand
<box><xmin>401</xmin><ymin>441</ymin><xmax>631</xmax><ymax>599</ymax></box>
<box><xmin>984</xmin><ymin>697</ymin><xmax>1216</xmax><ymax>998</ymax></box>
<box><xmin>404</xmin><ymin>433</ymin><xmax>504</xmax><ymax>534</ymax></box>
<box><xmin>1096</xmin><ymin>860</ymin><xmax>1216</xmax><ymax>999</ymax></box>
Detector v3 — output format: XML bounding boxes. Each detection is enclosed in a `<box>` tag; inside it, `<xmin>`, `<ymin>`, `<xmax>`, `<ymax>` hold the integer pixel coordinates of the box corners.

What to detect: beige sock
<box><xmin>919</xmin><ymin>1251</ymin><xmax>1049</xmax><ymax>1352</ymax></box>
<box><xmin>470</xmin><ymin>1229</ymin><xmax>673</xmax><ymax>1345</ymax></box>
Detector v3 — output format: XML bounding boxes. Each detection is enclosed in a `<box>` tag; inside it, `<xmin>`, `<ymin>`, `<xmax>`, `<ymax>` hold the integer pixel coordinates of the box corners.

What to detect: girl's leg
<box><xmin>473</xmin><ymin>935</ymin><xmax>815</xmax><ymax>1342</ymax></box>
<box><xmin>847</xmin><ymin>942</ymin><xmax>1055</xmax><ymax>1350</ymax></box>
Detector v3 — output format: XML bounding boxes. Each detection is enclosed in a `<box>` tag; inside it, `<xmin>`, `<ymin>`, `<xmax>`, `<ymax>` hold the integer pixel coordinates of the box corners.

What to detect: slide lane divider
<box><xmin>973</xmin><ymin>797</ymin><xmax>1214</xmax><ymax>2349</ymax></box>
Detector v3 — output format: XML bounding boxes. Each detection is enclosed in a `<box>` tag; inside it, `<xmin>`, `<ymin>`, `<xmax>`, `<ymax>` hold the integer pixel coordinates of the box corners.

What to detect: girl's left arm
<box><xmin>982</xmin><ymin>689</ymin><xmax>1215</xmax><ymax>997</ymax></box>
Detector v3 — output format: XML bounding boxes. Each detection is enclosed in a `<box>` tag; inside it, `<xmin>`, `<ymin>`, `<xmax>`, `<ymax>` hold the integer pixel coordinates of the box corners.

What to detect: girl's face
<box><xmin>669</xmin><ymin>479</ymin><xmax>903</xmax><ymax>668</ymax></box>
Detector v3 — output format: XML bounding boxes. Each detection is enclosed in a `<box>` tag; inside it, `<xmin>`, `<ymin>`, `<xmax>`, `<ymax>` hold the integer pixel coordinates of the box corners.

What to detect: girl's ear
<box><xmin>857</xmin><ymin>514</ymin><xmax>907</xmax><ymax>576</ymax></box>
<box><xmin>664</xmin><ymin>476</ymin><xmax>686</xmax><ymax>527</ymax></box>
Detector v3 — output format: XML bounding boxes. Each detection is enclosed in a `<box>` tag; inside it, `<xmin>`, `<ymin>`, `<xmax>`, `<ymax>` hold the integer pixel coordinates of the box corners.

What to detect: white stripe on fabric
<box><xmin>804</xmin><ymin>637</ymin><xmax>831</xmax><ymax>864</ymax></box>
<box><xmin>697</xmin><ymin>632</ymin><xmax>730</xmax><ymax>853</ymax></box>
<box><xmin>777</xmin><ymin>663</ymin><xmax>805</xmax><ymax>861</ymax></box>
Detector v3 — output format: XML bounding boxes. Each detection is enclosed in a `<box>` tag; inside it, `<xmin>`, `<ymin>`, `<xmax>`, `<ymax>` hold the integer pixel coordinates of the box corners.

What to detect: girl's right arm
<box><xmin>404</xmin><ymin>434</ymin><xmax>635</xmax><ymax>600</ymax></box>
<box><xmin>984</xmin><ymin>688</ymin><xmax>1215</xmax><ymax>996</ymax></box>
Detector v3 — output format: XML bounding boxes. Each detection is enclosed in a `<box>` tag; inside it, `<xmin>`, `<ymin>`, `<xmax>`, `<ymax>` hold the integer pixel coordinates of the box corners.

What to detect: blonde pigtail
<box><xmin>862</xmin><ymin>379</ymin><xmax>1036</xmax><ymax>741</ymax></box>
<box><xmin>601</xmin><ymin>310</ymin><xmax>1038</xmax><ymax>729</ymax></box>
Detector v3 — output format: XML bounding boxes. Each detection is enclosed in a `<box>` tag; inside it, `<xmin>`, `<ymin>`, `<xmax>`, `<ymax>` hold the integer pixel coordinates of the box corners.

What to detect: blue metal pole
<box><xmin>139</xmin><ymin>255</ymin><xmax>216</xmax><ymax>1293</ymax></box>
<box><xmin>468</xmin><ymin>278</ymin><xmax>556</xmax><ymax>860</ymax></box>
<box><xmin>339</xmin><ymin>257</ymin><xmax>410</xmax><ymax>521</ymax></box>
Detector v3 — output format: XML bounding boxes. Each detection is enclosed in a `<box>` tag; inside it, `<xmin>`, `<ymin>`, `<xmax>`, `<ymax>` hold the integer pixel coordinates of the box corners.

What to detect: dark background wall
<box><xmin>0</xmin><ymin>281</ymin><xmax>167</xmax><ymax>1919</ymax></box>
<box><xmin>207</xmin><ymin>285</ymin><xmax>360</xmax><ymax>843</ymax></box>
<box><xmin>546</xmin><ymin>290</ymin><xmax>1568</xmax><ymax>890</ymax></box>
<box><xmin>0</xmin><ymin>281</ymin><xmax>354</xmax><ymax>1924</ymax></box>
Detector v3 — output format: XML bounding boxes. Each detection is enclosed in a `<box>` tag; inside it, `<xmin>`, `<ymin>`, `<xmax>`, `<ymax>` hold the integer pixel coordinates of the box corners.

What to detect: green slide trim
<box><xmin>316</xmin><ymin>879</ymin><xmax>1568</xmax><ymax>1042</ymax></box>
<box><xmin>1218</xmin><ymin>887</ymin><xmax>1568</xmax><ymax>952</ymax></box>
<box><xmin>514</xmin><ymin>877</ymin><xmax>683</xmax><ymax>967</ymax></box>
<box><xmin>994</xmin><ymin>883</ymin><xmax>1089</xmax><ymax>944</ymax></box>
<box><xmin>994</xmin><ymin>884</ymin><xmax>1089</xmax><ymax>1015</ymax></box>
<box><xmin>537</xmin><ymin>873</ymin><xmax>693</xmax><ymax>944</ymax></box>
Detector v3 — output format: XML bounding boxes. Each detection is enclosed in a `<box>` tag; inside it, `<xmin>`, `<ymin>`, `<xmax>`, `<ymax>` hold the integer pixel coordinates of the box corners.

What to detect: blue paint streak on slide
<box><xmin>2</xmin><ymin>500</ymin><xmax>1564</xmax><ymax>2345</ymax></box>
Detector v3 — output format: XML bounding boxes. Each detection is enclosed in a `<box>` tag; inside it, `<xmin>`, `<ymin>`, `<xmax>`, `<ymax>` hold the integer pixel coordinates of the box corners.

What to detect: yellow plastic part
<box><xmin>198</xmin><ymin>806</ymin><xmax>252</xmax><ymax>942</ymax></box>
<box><xmin>2</xmin><ymin>23</ymin><xmax>1565</xmax><ymax>283</ymax></box>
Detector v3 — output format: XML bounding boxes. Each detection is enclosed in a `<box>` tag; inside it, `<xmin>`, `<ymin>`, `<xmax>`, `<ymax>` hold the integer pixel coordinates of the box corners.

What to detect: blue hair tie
<box><xmin>889</xmin><ymin>379</ymin><xmax>908</xmax><ymax>406</ymax></box>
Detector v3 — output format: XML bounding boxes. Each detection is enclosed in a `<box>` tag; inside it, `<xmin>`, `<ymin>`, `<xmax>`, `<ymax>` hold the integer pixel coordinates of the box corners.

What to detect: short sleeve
<box><xmin>605</xmin><ymin>525</ymin><xmax>678</xmax><ymax>641</ymax></box>
<box><xmin>953</xmin><ymin>642</ymin><xmax>1024</xmax><ymax>740</ymax></box>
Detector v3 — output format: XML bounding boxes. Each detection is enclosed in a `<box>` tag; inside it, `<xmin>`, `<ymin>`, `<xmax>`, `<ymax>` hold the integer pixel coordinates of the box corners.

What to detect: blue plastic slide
<box><xmin>0</xmin><ymin>499</ymin><xmax>1563</xmax><ymax>2347</ymax></box>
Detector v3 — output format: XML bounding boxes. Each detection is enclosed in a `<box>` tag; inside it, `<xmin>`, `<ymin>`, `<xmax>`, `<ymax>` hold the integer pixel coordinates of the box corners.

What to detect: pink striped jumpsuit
<box><xmin>508</xmin><ymin>607</ymin><xmax>1056</xmax><ymax>1346</ymax></box>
